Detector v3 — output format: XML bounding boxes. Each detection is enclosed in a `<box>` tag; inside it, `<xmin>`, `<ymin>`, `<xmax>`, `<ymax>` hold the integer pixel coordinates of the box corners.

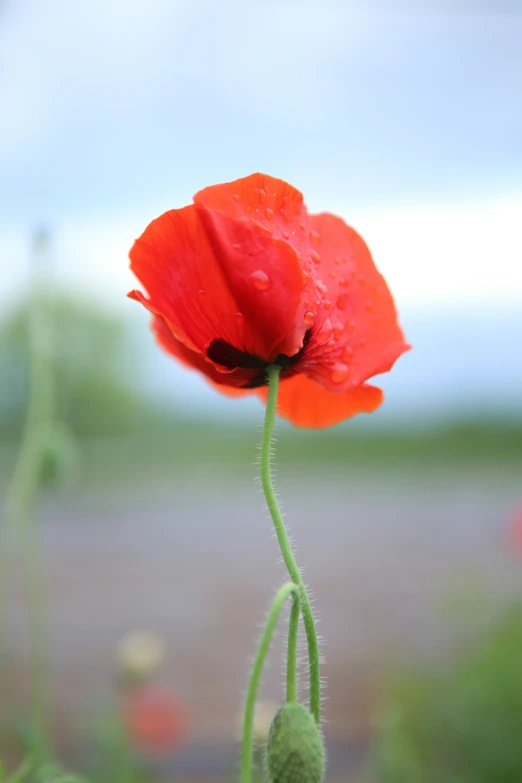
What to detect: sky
<box><xmin>1</xmin><ymin>0</ymin><xmax>521</xmax><ymax>420</ymax></box>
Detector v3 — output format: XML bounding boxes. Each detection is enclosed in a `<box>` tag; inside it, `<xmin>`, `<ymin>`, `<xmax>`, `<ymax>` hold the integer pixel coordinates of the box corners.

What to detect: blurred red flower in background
<box><xmin>123</xmin><ymin>684</ymin><xmax>188</xmax><ymax>757</ymax></box>
<box><xmin>129</xmin><ymin>173</ymin><xmax>409</xmax><ymax>428</ymax></box>
<box><xmin>507</xmin><ymin>501</ymin><xmax>522</xmax><ymax>558</ymax></box>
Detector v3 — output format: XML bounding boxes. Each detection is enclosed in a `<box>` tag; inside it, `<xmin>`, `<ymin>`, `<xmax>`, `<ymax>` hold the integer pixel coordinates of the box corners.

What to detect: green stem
<box><xmin>286</xmin><ymin>592</ymin><xmax>300</xmax><ymax>703</ymax></box>
<box><xmin>241</xmin><ymin>581</ymin><xmax>298</xmax><ymax>783</ymax></box>
<box><xmin>0</xmin><ymin>278</ymin><xmax>54</xmax><ymax>762</ymax></box>
<box><xmin>261</xmin><ymin>365</ymin><xmax>321</xmax><ymax>724</ymax></box>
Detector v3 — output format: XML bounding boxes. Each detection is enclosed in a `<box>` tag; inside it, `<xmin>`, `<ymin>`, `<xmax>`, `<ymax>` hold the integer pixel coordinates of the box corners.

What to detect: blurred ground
<box><xmin>3</xmin><ymin>453</ymin><xmax>522</xmax><ymax>775</ymax></box>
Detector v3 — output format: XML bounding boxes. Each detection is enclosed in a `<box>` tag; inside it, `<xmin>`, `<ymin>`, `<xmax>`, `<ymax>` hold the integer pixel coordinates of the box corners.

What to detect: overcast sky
<box><xmin>0</xmin><ymin>1</ymin><xmax>521</xmax><ymax>418</ymax></box>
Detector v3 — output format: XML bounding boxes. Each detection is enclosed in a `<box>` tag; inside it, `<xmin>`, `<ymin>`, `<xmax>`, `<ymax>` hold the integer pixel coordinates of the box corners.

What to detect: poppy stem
<box><xmin>286</xmin><ymin>591</ymin><xmax>300</xmax><ymax>703</ymax></box>
<box><xmin>261</xmin><ymin>365</ymin><xmax>322</xmax><ymax>725</ymax></box>
<box><xmin>241</xmin><ymin>581</ymin><xmax>298</xmax><ymax>783</ymax></box>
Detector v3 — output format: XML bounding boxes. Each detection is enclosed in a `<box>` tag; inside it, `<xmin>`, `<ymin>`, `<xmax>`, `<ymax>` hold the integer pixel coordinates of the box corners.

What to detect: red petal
<box><xmin>257</xmin><ymin>373</ymin><xmax>383</xmax><ymax>428</ymax></box>
<box><xmin>302</xmin><ymin>213</ymin><xmax>410</xmax><ymax>392</ymax></box>
<box><xmin>152</xmin><ymin>314</ymin><xmax>259</xmax><ymax>392</ymax></box>
<box><xmin>194</xmin><ymin>173</ymin><xmax>310</xmax><ymax>358</ymax></box>
<box><xmin>129</xmin><ymin>205</ymin><xmax>266</xmax><ymax>360</ymax></box>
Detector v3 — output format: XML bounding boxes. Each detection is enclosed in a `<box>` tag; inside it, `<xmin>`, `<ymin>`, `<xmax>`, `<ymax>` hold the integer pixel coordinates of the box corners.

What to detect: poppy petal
<box><xmin>303</xmin><ymin>213</ymin><xmax>410</xmax><ymax>392</ymax></box>
<box><xmin>152</xmin><ymin>314</ymin><xmax>259</xmax><ymax>392</ymax></box>
<box><xmin>257</xmin><ymin>373</ymin><xmax>383</xmax><ymax>428</ymax></box>
<box><xmin>129</xmin><ymin>205</ymin><xmax>266</xmax><ymax>362</ymax></box>
<box><xmin>194</xmin><ymin>173</ymin><xmax>310</xmax><ymax>359</ymax></box>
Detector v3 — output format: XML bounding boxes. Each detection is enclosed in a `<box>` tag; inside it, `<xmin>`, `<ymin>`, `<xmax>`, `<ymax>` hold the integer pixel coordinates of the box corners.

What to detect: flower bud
<box><xmin>266</xmin><ymin>702</ymin><xmax>325</xmax><ymax>783</ymax></box>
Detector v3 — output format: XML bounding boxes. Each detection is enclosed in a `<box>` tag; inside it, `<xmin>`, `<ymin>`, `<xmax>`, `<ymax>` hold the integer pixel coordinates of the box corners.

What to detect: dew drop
<box><xmin>304</xmin><ymin>311</ymin><xmax>314</xmax><ymax>325</ymax></box>
<box><xmin>330</xmin><ymin>362</ymin><xmax>349</xmax><ymax>384</ymax></box>
<box><xmin>323</xmin><ymin>340</ymin><xmax>336</xmax><ymax>354</ymax></box>
<box><xmin>282</xmin><ymin>195</ymin><xmax>289</xmax><ymax>204</ymax></box>
<box><xmin>365</xmin><ymin>300</ymin><xmax>373</xmax><ymax>311</ymax></box>
<box><xmin>302</xmin><ymin>270</ymin><xmax>310</xmax><ymax>285</ymax></box>
<box><xmin>342</xmin><ymin>345</ymin><xmax>354</xmax><ymax>361</ymax></box>
<box><xmin>336</xmin><ymin>295</ymin><xmax>346</xmax><ymax>310</ymax></box>
<box><xmin>310</xmin><ymin>249</ymin><xmax>321</xmax><ymax>265</ymax></box>
<box><xmin>316</xmin><ymin>279</ymin><xmax>327</xmax><ymax>295</ymax></box>
<box><xmin>250</xmin><ymin>270</ymin><xmax>270</xmax><ymax>291</ymax></box>
<box><xmin>324</xmin><ymin>300</ymin><xmax>332</xmax><ymax>311</ymax></box>
<box><xmin>300</xmin><ymin>222</ymin><xmax>306</xmax><ymax>231</ymax></box>
<box><xmin>358</xmin><ymin>274</ymin><xmax>365</xmax><ymax>284</ymax></box>
<box><xmin>235</xmin><ymin>312</ymin><xmax>243</xmax><ymax>320</ymax></box>
<box><xmin>259</xmin><ymin>188</ymin><xmax>267</xmax><ymax>204</ymax></box>
<box><xmin>335</xmin><ymin>257</ymin><xmax>342</xmax><ymax>265</ymax></box>
<box><xmin>232</xmin><ymin>193</ymin><xmax>240</xmax><ymax>201</ymax></box>
<box><xmin>329</xmin><ymin>272</ymin><xmax>336</xmax><ymax>280</ymax></box>
<box><xmin>347</xmin><ymin>320</ymin><xmax>356</xmax><ymax>332</ymax></box>
<box><xmin>282</xmin><ymin>230</ymin><xmax>290</xmax><ymax>239</ymax></box>
<box><xmin>265</xmin><ymin>207</ymin><xmax>274</xmax><ymax>220</ymax></box>
<box><xmin>333</xmin><ymin>325</ymin><xmax>344</xmax><ymax>340</ymax></box>
<box><xmin>339</xmin><ymin>277</ymin><xmax>349</xmax><ymax>287</ymax></box>
<box><xmin>198</xmin><ymin>289</ymin><xmax>205</xmax><ymax>295</ymax></box>
<box><xmin>310</xmin><ymin>230</ymin><xmax>321</xmax><ymax>246</ymax></box>
<box><xmin>245</xmin><ymin>204</ymin><xmax>251</xmax><ymax>213</ymax></box>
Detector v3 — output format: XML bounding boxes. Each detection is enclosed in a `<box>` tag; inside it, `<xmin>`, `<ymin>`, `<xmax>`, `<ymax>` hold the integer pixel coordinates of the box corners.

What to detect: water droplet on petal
<box><xmin>342</xmin><ymin>345</ymin><xmax>354</xmax><ymax>361</ymax></box>
<box><xmin>232</xmin><ymin>193</ymin><xmax>240</xmax><ymax>201</ymax></box>
<box><xmin>324</xmin><ymin>300</ymin><xmax>332</xmax><ymax>311</ymax></box>
<box><xmin>331</xmin><ymin>362</ymin><xmax>349</xmax><ymax>384</ymax></box>
<box><xmin>347</xmin><ymin>320</ymin><xmax>356</xmax><ymax>332</ymax></box>
<box><xmin>245</xmin><ymin>204</ymin><xmax>251</xmax><ymax>213</ymax></box>
<box><xmin>335</xmin><ymin>257</ymin><xmax>342</xmax><ymax>266</ymax></box>
<box><xmin>365</xmin><ymin>300</ymin><xmax>373</xmax><ymax>311</ymax></box>
<box><xmin>333</xmin><ymin>325</ymin><xmax>344</xmax><ymax>340</ymax></box>
<box><xmin>235</xmin><ymin>312</ymin><xmax>243</xmax><ymax>320</ymax></box>
<box><xmin>329</xmin><ymin>272</ymin><xmax>336</xmax><ymax>280</ymax></box>
<box><xmin>282</xmin><ymin>195</ymin><xmax>289</xmax><ymax>204</ymax></box>
<box><xmin>282</xmin><ymin>230</ymin><xmax>290</xmax><ymax>239</ymax></box>
<box><xmin>250</xmin><ymin>270</ymin><xmax>270</xmax><ymax>291</ymax></box>
<box><xmin>358</xmin><ymin>274</ymin><xmax>365</xmax><ymax>284</ymax></box>
<box><xmin>310</xmin><ymin>230</ymin><xmax>321</xmax><ymax>246</ymax></box>
<box><xmin>310</xmin><ymin>250</ymin><xmax>321</xmax><ymax>265</ymax></box>
<box><xmin>323</xmin><ymin>340</ymin><xmax>336</xmax><ymax>354</ymax></box>
<box><xmin>304</xmin><ymin>311</ymin><xmax>314</xmax><ymax>325</ymax></box>
<box><xmin>302</xmin><ymin>270</ymin><xmax>310</xmax><ymax>285</ymax></box>
<box><xmin>265</xmin><ymin>207</ymin><xmax>274</xmax><ymax>220</ymax></box>
<box><xmin>339</xmin><ymin>278</ymin><xmax>349</xmax><ymax>287</ymax></box>
<box><xmin>316</xmin><ymin>280</ymin><xmax>327</xmax><ymax>295</ymax></box>
<box><xmin>259</xmin><ymin>188</ymin><xmax>267</xmax><ymax>204</ymax></box>
<box><xmin>336</xmin><ymin>295</ymin><xmax>346</xmax><ymax>310</ymax></box>
<box><xmin>198</xmin><ymin>289</ymin><xmax>205</xmax><ymax>296</ymax></box>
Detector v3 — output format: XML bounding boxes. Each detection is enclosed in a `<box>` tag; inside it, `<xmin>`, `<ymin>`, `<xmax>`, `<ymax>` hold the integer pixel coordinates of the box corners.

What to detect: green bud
<box><xmin>266</xmin><ymin>702</ymin><xmax>325</xmax><ymax>783</ymax></box>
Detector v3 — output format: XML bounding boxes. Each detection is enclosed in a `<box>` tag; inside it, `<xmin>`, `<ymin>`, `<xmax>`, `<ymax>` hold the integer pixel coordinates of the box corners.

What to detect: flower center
<box><xmin>206</xmin><ymin>329</ymin><xmax>312</xmax><ymax>388</ymax></box>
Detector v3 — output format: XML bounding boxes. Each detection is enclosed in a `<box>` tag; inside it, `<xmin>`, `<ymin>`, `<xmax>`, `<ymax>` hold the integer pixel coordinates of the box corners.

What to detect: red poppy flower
<box><xmin>129</xmin><ymin>173</ymin><xmax>409</xmax><ymax>428</ymax></box>
<box><xmin>123</xmin><ymin>684</ymin><xmax>188</xmax><ymax>757</ymax></box>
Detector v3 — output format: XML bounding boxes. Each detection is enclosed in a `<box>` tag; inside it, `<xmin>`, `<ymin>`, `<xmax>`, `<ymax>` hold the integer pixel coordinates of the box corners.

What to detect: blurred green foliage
<box><xmin>0</xmin><ymin>295</ymin><xmax>157</xmax><ymax>441</ymax></box>
<box><xmin>374</xmin><ymin>604</ymin><xmax>522</xmax><ymax>782</ymax></box>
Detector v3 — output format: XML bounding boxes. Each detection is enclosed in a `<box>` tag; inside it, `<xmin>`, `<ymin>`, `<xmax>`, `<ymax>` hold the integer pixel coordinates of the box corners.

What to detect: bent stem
<box><xmin>261</xmin><ymin>364</ymin><xmax>322</xmax><ymax>724</ymax></box>
<box><xmin>241</xmin><ymin>581</ymin><xmax>298</xmax><ymax>783</ymax></box>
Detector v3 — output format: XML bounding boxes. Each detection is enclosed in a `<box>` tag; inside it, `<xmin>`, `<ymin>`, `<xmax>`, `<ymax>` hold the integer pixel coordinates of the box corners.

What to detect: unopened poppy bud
<box><xmin>266</xmin><ymin>702</ymin><xmax>325</xmax><ymax>783</ymax></box>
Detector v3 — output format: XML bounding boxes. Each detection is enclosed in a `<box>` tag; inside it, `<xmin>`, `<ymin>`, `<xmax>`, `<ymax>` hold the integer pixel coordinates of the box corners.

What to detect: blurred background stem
<box><xmin>0</xmin><ymin>229</ymin><xmax>55</xmax><ymax>763</ymax></box>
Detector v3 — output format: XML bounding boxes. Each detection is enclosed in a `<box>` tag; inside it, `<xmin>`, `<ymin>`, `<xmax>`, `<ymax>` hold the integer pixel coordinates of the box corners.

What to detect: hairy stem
<box><xmin>261</xmin><ymin>365</ymin><xmax>321</xmax><ymax>724</ymax></box>
<box><xmin>241</xmin><ymin>581</ymin><xmax>298</xmax><ymax>783</ymax></box>
<box><xmin>286</xmin><ymin>592</ymin><xmax>300</xmax><ymax>703</ymax></box>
